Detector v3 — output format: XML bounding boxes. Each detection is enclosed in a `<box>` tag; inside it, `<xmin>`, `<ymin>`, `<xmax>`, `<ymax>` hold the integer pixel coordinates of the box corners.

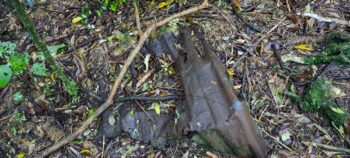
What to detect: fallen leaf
<box><xmin>226</xmin><ymin>68</ymin><xmax>234</xmax><ymax>78</ymax></box>
<box><xmin>16</xmin><ymin>152</ymin><xmax>25</xmax><ymax>158</ymax></box>
<box><xmin>295</xmin><ymin>43</ymin><xmax>313</xmax><ymax>51</ymax></box>
<box><xmin>153</xmin><ymin>102</ymin><xmax>161</xmax><ymax>115</ymax></box>
<box><xmin>157</xmin><ymin>0</ymin><xmax>174</xmax><ymax>9</ymax></box>
<box><xmin>167</xmin><ymin>66</ymin><xmax>174</xmax><ymax>75</ymax></box>
<box><xmin>231</xmin><ymin>0</ymin><xmax>241</xmax><ymax>11</ymax></box>
<box><xmin>80</xmin><ymin>149</ymin><xmax>90</xmax><ymax>154</ymax></box>
<box><xmin>72</xmin><ymin>17</ymin><xmax>83</xmax><ymax>24</ymax></box>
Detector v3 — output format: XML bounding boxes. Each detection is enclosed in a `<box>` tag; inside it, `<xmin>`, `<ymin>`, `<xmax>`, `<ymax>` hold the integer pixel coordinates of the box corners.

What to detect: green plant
<box><xmin>0</xmin><ymin>64</ymin><xmax>12</xmax><ymax>88</ymax></box>
<box><xmin>0</xmin><ymin>41</ymin><xmax>66</xmax><ymax>88</ymax></box>
<box><xmin>7</xmin><ymin>0</ymin><xmax>78</xmax><ymax>97</ymax></box>
<box><xmin>96</xmin><ymin>0</ymin><xmax>127</xmax><ymax>16</ymax></box>
<box><xmin>0</xmin><ymin>41</ymin><xmax>28</xmax><ymax>88</ymax></box>
<box><xmin>72</xmin><ymin>3</ymin><xmax>92</xmax><ymax>24</ymax></box>
<box><xmin>9</xmin><ymin>53</ymin><xmax>28</xmax><ymax>73</ymax></box>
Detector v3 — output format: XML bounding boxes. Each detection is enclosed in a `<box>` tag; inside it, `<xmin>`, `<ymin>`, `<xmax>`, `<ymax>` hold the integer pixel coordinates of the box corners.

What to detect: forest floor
<box><xmin>1</xmin><ymin>0</ymin><xmax>350</xmax><ymax>157</ymax></box>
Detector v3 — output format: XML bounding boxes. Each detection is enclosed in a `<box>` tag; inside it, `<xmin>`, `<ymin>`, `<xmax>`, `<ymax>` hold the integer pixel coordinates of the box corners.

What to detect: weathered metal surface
<box><xmin>170</xmin><ymin>26</ymin><xmax>267</xmax><ymax>158</ymax></box>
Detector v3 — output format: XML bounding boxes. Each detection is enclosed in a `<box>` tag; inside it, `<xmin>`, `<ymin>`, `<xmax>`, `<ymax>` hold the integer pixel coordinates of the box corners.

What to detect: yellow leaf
<box><xmin>226</xmin><ymin>68</ymin><xmax>234</xmax><ymax>78</ymax></box>
<box><xmin>72</xmin><ymin>17</ymin><xmax>83</xmax><ymax>24</ymax></box>
<box><xmin>80</xmin><ymin>149</ymin><xmax>90</xmax><ymax>154</ymax></box>
<box><xmin>153</xmin><ymin>102</ymin><xmax>161</xmax><ymax>115</ymax></box>
<box><xmin>157</xmin><ymin>2</ymin><xmax>168</xmax><ymax>9</ymax></box>
<box><xmin>51</xmin><ymin>73</ymin><xmax>55</xmax><ymax>83</ymax></box>
<box><xmin>295</xmin><ymin>44</ymin><xmax>313</xmax><ymax>51</ymax></box>
<box><xmin>168</xmin><ymin>66</ymin><xmax>174</xmax><ymax>75</ymax></box>
<box><xmin>17</xmin><ymin>152</ymin><xmax>25</xmax><ymax>158</ymax></box>
<box><xmin>157</xmin><ymin>0</ymin><xmax>174</xmax><ymax>9</ymax></box>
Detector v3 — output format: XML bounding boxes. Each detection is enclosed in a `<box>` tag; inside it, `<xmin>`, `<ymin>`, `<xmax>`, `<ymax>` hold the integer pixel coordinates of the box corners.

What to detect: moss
<box><xmin>301</xmin><ymin>79</ymin><xmax>332</xmax><ymax>112</ymax></box>
<box><xmin>304</xmin><ymin>31</ymin><xmax>350</xmax><ymax>65</ymax></box>
<box><xmin>323</xmin><ymin>106</ymin><xmax>348</xmax><ymax>126</ymax></box>
<box><xmin>299</xmin><ymin>79</ymin><xmax>350</xmax><ymax>126</ymax></box>
<box><xmin>192</xmin><ymin>129</ymin><xmax>252</xmax><ymax>156</ymax></box>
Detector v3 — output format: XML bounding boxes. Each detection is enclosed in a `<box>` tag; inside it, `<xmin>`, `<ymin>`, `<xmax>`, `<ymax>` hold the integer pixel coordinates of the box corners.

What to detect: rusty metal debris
<box><xmin>170</xmin><ymin>25</ymin><xmax>267</xmax><ymax>157</ymax></box>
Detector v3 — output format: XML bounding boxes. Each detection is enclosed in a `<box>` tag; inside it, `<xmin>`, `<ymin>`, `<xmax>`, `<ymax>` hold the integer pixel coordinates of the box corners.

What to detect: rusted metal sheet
<box><xmin>169</xmin><ymin>26</ymin><xmax>267</xmax><ymax>157</ymax></box>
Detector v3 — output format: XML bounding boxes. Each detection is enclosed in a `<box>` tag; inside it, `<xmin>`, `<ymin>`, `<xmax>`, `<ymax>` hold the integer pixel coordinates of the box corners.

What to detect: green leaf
<box><xmin>0</xmin><ymin>41</ymin><xmax>16</xmax><ymax>55</ymax></box>
<box><xmin>9</xmin><ymin>53</ymin><xmax>27</xmax><ymax>73</ymax></box>
<box><xmin>12</xmin><ymin>92</ymin><xmax>24</xmax><ymax>104</ymax></box>
<box><xmin>47</xmin><ymin>44</ymin><xmax>65</xmax><ymax>54</ymax></box>
<box><xmin>16</xmin><ymin>152</ymin><xmax>25</xmax><ymax>158</ymax></box>
<box><xmin>154</xmin><ymin>102</ymin><xmax>161</xmax><ymax>115</ymax></box>
<box><xmin>0</xmin><ymin>65</ymin><xmax>13</xmax><ymax>88</ymax></box>
<box><xmin>96</xmin><ymin>10</ymin><xmax>102</xmax><ymax>16</ymax></box>
<box><xmin>88</xmin><ymin>108</ymin><xmax>94</xmax><ymax>118</ymax></box>
<box><xmin>35</xmin><ymin>44</ymin><xmax>65</xmax><ymax>61</ymax></box>
<box><xmin>110</xmin><ymin>2</ymin><xmax>117</xmax><ymax>12</ymax></box>
<box><xmin>30</xmin><ymin>63</ymin><xmax>47</xmax><ymax>76</ymax></box>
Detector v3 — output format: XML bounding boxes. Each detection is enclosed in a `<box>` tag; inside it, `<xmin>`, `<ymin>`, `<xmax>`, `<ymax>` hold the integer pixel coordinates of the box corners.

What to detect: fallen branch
<box><xmin>303</xmin><ymin>12</ymin><xmax>350</xmax><ymax>26</ymax></box>
<box><xmin>302</xmin><ymin>141</ymin><xmax>350</xmax><ymax>154</ymax></box>
<box><xmin>80</xmin><ymin>86</ymin><xmax>180</xmax><ymax>103</ymax></box>
<box><xmin>39</xmin><ymin>1</ymin><xmax>211</xmax><ymax>157</ymax></box>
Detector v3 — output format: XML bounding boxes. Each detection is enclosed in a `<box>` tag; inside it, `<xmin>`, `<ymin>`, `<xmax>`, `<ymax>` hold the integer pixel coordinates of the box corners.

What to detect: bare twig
<box><xmin>135</xmin><ymin>100</ymin><xmax>156</xmax><ymax>124</ymax></box>
<box><xmin>136</xmin><ymin>69</ymin><xmax>155</xmax><ymax>88</ymax></box>
<box><xmin>39</xmin><ymin>1</ymin><xmax>211</xmax><ymax>157</ymax></box>
<box><xmin>133</xmin><ymin>0</ymin><xmax>142</xmax><ymax>35</ymax></box>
